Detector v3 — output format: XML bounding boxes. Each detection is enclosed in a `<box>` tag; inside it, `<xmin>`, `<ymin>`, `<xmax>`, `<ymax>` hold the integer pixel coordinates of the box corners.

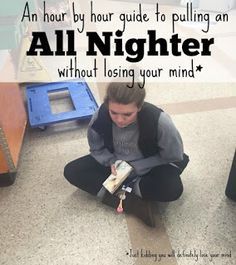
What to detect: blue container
<box><xmin>26</xmin><ymin>81</ymin><xmax>98</xmax><ymax>128</ymax></box>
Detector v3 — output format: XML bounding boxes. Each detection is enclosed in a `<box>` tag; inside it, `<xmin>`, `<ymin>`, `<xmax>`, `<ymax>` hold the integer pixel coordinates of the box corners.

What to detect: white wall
<box><xmin>199</xmin><ymin>0</ymin><xmax>235</xmax><ymax>12</ymax></box>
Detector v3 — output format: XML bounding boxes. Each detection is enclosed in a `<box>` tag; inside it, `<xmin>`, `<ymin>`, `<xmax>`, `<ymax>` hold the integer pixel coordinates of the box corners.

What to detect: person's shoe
<box><xmin>101</xmin><ymin>191</ymin><xmax>156</xmax><ymax>227</ymax></box>
<box><xmin>124</xmin><ymin>192</ymin><xmax>156</xmax><ymax>227</ymax></box>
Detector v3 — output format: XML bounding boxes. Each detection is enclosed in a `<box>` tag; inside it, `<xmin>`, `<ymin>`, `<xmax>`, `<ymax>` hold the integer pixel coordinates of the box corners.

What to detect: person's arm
<box><xmin>129</xmin><ymin>112</ymin><xmax>184</xmax><ymax>175</ymax></box>
<box><xmin>87</xmin><ymin>111</ymin><xmax>117</xmax><ymax>167</ymax></box>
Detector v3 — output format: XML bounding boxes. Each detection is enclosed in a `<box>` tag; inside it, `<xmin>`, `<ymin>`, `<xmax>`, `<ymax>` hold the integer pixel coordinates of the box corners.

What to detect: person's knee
<box><xmin>166</xmin><ymin>183</ymin><xmax>183</xmax><ymax>201</ymax></box>
<box><xmin>63</xmin><ymin>156</ymin><xmax>108</xmax><ymax>195</ymax></box>
<box><xmin>158</xmin><ymin>180</ymin><xmax>183</xmax><ymax>202</ymax></box>
<box><xmin>64</xmin><ymin>162</ymin><xmax>77</xmax><ymax>185</ymax></box>
<box><xmin>140</xmin><ymin>179</ymin><xmax>184</xmax><ymax>202</ymax></box>
<box><xmin>64</xmin><ymin>155</ymin><xmax>91</xmax><ymax>185</ymax></box>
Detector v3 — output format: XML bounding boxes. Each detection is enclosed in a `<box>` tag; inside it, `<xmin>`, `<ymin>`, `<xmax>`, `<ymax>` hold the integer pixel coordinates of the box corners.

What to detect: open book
<box><xmin>103</xmin><ymin>161</ymin><xmax>133</xmax><ymax>194</ymax></box>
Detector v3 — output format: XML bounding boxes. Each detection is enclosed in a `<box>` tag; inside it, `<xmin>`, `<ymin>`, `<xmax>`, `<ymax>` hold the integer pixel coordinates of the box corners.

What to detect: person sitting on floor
<box><xmin>64</xmin><ymin>82</ymin><xmax>189</xmax><ymax>227</ymax></box>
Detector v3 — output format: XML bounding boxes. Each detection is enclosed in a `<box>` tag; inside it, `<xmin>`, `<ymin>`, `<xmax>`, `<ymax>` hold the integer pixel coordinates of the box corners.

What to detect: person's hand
<box><xmin>111</xmin><ymin>164</ymin><xmax>117</xmax><ymax>176</ymax></box>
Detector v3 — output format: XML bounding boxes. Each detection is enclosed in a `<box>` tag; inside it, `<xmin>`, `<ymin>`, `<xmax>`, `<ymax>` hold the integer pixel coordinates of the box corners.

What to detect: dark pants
<box><xmin>64</xmin><ymin>155</ymin><xmax>184</xmax><ymax>202</ymax></box>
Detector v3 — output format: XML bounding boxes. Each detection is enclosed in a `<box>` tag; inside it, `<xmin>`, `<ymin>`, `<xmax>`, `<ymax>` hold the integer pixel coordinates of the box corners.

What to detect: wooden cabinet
<box><xmin>0</xmin><ymin>83</ymin><xmax>27</xmax><ymax>186</ymax></box>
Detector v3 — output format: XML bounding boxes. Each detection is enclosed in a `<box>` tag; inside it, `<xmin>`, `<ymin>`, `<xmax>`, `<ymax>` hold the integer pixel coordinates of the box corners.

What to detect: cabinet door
<box><xmin>0</xmin><ymin>83</ymin><xmax>27</xmax><ymax>174</ymax></box>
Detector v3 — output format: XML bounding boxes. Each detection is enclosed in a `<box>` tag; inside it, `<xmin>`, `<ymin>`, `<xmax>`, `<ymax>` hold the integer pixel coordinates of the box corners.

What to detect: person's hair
<box><xmin>104</xmin><ymin>82</ymin><xmax>146</xmax><ymax>108</ymax></box>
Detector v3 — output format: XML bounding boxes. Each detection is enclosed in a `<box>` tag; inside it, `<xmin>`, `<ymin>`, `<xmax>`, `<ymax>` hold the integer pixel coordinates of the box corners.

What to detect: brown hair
<box><xmin>104</xmin><ymin>82</ymin><xmax>146</xmax><ymax>108</ymax></box>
